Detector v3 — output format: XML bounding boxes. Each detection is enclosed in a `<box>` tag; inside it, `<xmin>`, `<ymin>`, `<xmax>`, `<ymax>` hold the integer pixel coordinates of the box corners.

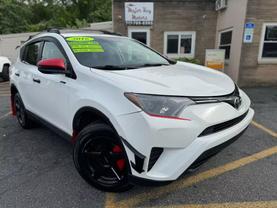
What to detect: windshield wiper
<box><xmin>92</xmin><ymin>65</ymin><xmax>137</xmax><ymax>70</ymax></box>
<box><xmin>137</xmin><ymin>63</ymin><xmax>170</xmax><ymax>68</ymax></box>
<box><xmin>92</xmin><ymin>63</ymin><xmax>169</xmax><ymax>70</ymax></box>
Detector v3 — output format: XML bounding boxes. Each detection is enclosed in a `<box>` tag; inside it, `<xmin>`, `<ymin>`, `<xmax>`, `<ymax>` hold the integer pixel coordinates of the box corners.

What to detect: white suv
<box><xmin>0</xmin><ymin>56</ymin><xmax>11</xmax><ymax>81</ymax></box>
<box><xmin>10</xmin><ymin>30</ymin><xmax>254</xmax><ymax>192</ymax></box>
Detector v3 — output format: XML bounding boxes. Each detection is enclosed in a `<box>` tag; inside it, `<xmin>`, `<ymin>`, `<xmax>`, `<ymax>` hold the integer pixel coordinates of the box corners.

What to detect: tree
<box><xmin>89</xmin><ymin>0</ymin><xmax>112</xmax><ymax>23</ymax></box>
<box><xmin>0</xmin><ymin>0</ymin><xmax>112</xmax><ymax>34</ymax></box>
<box><xmin>0</xmin><ymin>0</ymin><xmax>31</xmax><ymax>34</ymax></box>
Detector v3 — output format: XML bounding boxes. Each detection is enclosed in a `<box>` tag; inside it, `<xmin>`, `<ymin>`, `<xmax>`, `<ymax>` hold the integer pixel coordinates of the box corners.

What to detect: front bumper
<box><xmin>115</xmin><ymin>90</ymin><xmax>254</xmax><ymax>181</ymax></box>
<box><xmin>128</xmin><ymin>127</ymin><xmax>248</xmax><ymax>185</ymax></box>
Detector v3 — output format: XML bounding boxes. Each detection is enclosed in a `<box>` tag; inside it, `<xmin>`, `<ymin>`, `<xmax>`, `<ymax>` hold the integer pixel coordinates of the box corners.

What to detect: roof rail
<box><xmin>15</xmin><ymin>28</ymin><xmax>61</xmax><ymax>49</ymax></box>
<box><xmin>99</xmin><ymin>30</ymin><xmax>122</xmax><ymax>36</ymax></box>
<box><xmin>17</xmin><ymin>28</ymin><xmax>122</xmax><ymax>49</ymax></box>
<box><xmin>25</xmin><ymin>28</ymin><xmax>60</xmax><ymax>41</ymax></box>
<box><xmin>46</xmin><ymin>28</ymin><xmax>61</xmax><ymax>34</ymax></box>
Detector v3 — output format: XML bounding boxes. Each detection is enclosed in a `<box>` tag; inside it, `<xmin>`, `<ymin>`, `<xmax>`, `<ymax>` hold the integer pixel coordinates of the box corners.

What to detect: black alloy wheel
<box><xmin>73</xmin><ymin>123</ymin><xmax>133</xmax><ymax>192</ymax></box>
<box><xmin>14</xmin><ymin>93</ymin><xmax>34</xmax><ymax>129</ymax></box>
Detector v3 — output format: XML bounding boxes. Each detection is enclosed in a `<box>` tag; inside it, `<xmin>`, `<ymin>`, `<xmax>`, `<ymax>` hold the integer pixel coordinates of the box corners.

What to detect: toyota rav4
<box><xmin>10</xmin><ymin>30</ymin><xmax>254</xmax><ymax>192</ymax></box>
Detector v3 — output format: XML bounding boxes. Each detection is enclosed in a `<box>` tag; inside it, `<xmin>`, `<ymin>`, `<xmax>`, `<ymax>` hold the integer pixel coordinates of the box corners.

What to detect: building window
<box><xmin>219</xmin><ymin>30</ymin><xmax>232</xmax><ymax>60</ymax></box>
<box><xmin>259</xmin><ymin>23</ymin><xmax>277</xmax><ymax>63</ymax></box>
<box><xmin>128</xmin><ymin>27</ymin><xmax>150</xmax><ymax>46</ymax></box>
<box><xmin>164</xmin><ymin>32</ymin><xmax>196</xmax><ymax>58</ymax></box>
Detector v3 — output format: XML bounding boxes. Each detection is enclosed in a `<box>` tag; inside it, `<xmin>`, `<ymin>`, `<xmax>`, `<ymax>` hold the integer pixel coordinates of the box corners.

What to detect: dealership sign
<box><xmin>205</xmin><ymin>49</ymin><xmax>226</xmax><ymax>71</ymax></box>
<box><xmin>125</xmin><ymin>2</ymin><xmax>154</xmax><ymax>25</ymax></box>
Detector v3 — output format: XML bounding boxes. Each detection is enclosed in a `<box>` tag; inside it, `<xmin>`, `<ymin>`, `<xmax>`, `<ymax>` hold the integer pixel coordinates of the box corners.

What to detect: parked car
<box><xmin>0</xmin><ymin>56</ymin><xmax>11</xmax><ymax>81</ymax></box>
<box><xmin>9</xmin><ymin>30</ymin><xmax>254</xmax><ymax>192</ymax></box>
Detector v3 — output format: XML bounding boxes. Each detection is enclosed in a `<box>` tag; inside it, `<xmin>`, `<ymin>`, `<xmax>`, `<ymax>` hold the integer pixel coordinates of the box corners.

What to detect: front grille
<box><xmin>190</xmin><ymin>85</ymin><xmax>242</xmax><ymax>109</ymax></box>
<box><xmin>199</xmin><ymin>110</ymin><xmax>249</xmax><ymax>137</ymax></box>
<box><xmin>148</xmin><ymin>147</ymin><xmax>163</xmax><ymax>171</ymax></box>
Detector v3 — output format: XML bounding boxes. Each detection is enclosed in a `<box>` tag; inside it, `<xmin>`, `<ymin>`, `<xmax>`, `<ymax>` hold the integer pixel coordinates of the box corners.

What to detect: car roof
<box><xmin>20</xmin><ymin>30</ymin><xmax>127</xmax><ymax>49</ymax></box>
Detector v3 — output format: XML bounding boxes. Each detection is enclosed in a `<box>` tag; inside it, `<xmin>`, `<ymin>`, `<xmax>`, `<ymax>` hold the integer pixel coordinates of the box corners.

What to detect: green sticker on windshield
<box><xmin>66</xmin><ymin>36</ymin><xmax>104</xmax><ymax>53</ymax></box>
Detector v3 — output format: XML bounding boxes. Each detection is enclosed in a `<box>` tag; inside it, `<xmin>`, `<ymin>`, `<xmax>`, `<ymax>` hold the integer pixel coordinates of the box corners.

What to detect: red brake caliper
<box><xmin>112</xmin><ymin>145</ymin><xmax>126</xmax><ymax>171</ymax></box>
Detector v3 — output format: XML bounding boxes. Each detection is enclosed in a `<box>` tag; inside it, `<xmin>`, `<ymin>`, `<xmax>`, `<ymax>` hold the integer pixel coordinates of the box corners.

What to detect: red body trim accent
<box><xmin>71</xmin><ymin>130</ymin><xmax>78</xmax><ymax>144</ymax></box>
<box><xmin>11</xmin><ymin>96</ymin><xmax>16</xmax><ymax>116</ymax></box>
<box><xmin>147</xmin><ymin>113</ymin><xmax>191</xmax><ymax>121</ymax></box>
<box><xmin>37</xmin><ymin>58</ymin><xmax>66</xmax><ymax>70</ymax></box>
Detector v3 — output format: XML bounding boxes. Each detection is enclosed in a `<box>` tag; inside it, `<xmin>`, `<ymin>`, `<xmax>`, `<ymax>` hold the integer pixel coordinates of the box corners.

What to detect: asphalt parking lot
<box><xmin>0</xmin><ymin>80</ymin><xmax>276</xmax><ymax>208</ymax></box>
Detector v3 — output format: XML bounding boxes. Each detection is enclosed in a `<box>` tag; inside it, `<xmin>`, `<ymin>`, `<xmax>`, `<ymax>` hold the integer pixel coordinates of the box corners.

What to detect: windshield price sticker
<box><xmin>66</xmin><ymin>36</ymin><xmax>104</xmax><ymax>53</ymax></box>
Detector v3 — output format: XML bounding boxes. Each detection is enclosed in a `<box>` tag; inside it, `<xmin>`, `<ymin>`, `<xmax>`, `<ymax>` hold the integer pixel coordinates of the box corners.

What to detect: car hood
<box><xmin>91</xmin><ymin>62</ymin><xmax>235</xmax><ymax>97</ymax></box>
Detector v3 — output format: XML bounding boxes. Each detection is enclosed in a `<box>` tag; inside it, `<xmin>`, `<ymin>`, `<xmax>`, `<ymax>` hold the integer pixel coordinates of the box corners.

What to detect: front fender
<box><xmin>69</xmin><ymin>97</ymin><xmax>139</xmax><ymax>139</ymax></box>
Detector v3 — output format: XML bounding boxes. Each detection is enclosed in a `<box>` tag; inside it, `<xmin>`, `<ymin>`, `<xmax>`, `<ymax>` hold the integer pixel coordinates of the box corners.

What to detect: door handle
<box><xmin>15</xmin><ymin>73</ymin><xmax>20</xmax><ymax>77</ymax></box>
<box><xmin>33</xmin><ymin>78</ymin><xmax>41</xmax><ymax>84</ymax></box>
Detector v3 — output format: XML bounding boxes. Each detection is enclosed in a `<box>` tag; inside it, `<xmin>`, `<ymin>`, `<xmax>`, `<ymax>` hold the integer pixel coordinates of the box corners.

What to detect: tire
<box><xmin>14</xmin><ymin>93</ymin><xmax>34</xmax><ymax>129</ymax></box>
<box><xmin>2</xmin><ymin>65</ymin><xmax>10</xmax><ymax>81</ymax></box>
<box><xmin>73</xmin><ymin>123</ymin><xmax>133</xmax><ymax>192</ymax></box>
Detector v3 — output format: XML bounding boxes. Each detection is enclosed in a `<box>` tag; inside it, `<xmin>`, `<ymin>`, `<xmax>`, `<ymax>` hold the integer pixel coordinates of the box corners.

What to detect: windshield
<box><xmin>65</xmin><ymin>36</ymin><xmax>172</xmax><ymax>70</ymax></box>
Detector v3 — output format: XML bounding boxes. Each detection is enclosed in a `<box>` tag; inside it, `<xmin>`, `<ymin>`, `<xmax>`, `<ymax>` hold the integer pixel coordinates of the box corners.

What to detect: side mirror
<box><xmin>37</xmin><ymin>58</ymin><xmax>68</xmax><ymax>75</ymax></box>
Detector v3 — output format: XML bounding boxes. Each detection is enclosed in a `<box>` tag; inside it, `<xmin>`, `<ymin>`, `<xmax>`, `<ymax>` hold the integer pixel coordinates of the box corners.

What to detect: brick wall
<box><xmin>113</xmin><ymin>0</ymin><xmax>217</xmax><ymax>63</ymax></box>
<box><xmin>239</xmin><ymin>0</ymin><xmax>277</xmax><ymax>86</ymax></box>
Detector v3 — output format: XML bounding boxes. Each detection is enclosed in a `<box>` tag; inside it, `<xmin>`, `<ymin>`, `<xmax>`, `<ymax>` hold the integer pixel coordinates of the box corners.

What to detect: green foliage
<box><xmin>88</xmin><ymin>0</ymin><xmax>112</xmax><ymax>23</ymax></box>
<box><xmin>175</xmin><ymin>57</ymin><xmax>201</xmax><ymax>65</ymax></box>
<box><xmin>0</xmin><ymin>0</ymin><xmax>31</xmax><ymax>34</ymax></box>
<box><xmin>0</xmin><ymin>0</ymin><xmax>111</xmax><ymax>34</ymax></box>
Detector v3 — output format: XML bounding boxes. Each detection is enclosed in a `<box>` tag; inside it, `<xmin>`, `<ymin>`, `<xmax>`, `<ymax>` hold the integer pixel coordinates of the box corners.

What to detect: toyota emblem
<box><xmin>234</xmin><ymin>97</ymin><xmax>242</xmax><ymax>109</ymax></box>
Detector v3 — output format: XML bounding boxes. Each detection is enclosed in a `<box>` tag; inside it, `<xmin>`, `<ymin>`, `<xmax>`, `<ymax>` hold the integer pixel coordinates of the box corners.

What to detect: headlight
<box><xmin>124</xmin><ymin>93</ymin><xmax>194</xmax><ymax>120</ymax></box>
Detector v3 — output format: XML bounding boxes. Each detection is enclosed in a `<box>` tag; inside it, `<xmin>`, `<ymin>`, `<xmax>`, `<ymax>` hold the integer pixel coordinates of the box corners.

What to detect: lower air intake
<box><xmin>199</xmin><ymin>110</ymin><xmax>249</xmax><ymax>137</ymax></box>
